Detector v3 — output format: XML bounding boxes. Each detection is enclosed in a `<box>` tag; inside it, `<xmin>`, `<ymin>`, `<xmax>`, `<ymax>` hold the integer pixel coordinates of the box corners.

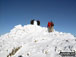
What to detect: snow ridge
<box><xmin>0</xmin><ymin>24</ymin><xmax>76</xmax><ymax>57</ymax></box>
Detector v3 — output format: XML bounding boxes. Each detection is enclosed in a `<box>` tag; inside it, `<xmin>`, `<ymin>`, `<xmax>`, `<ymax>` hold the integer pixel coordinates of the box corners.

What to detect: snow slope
<box><xmin>0</xmin><ymin>24</ymin><xmax>76</xmax><ymax>57</ymax></box>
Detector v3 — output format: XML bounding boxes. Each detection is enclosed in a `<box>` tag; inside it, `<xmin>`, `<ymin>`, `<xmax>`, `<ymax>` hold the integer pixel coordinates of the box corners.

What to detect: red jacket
<box><xmin>47</xmin><ymin>22</ymin><xmax>54</xmax><ymax>27</ymax></box>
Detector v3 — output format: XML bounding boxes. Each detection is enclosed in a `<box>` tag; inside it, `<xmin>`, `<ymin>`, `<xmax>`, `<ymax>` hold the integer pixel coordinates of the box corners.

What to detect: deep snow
<box><xmin>0</xmin><ymin>24</ymin><xmax>76</xmax><ymax>57</ymax></box>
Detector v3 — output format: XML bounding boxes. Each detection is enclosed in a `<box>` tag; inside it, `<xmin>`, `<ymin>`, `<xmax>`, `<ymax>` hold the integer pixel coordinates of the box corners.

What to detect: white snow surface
<box><xmin>0</xmin><ymin>24</ymin><xmax>76</xmax><ymax>57</ymax></box>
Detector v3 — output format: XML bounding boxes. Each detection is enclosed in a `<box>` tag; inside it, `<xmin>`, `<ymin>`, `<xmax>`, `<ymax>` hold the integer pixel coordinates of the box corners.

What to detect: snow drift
<box><xmin>0</xmin><ymin>24</ymin><xmax>76</xmax><ymax>57</ymax></box>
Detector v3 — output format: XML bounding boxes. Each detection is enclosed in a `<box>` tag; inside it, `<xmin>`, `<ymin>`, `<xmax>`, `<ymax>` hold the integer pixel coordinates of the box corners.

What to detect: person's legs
<box><xmin>51</xmin><ymin>26</ymin><xmax>54</xmax><ymax>32</ymax></box>
<box><xmin>48</xmin><ymin>26</ymin><xmax>54</xmax><ymax>32</ymax></box>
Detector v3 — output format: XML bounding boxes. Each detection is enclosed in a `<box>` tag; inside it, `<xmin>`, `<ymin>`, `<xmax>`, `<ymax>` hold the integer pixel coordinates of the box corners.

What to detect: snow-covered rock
<box><xmin>0</xmin><ymin>24</ymin><xmax>76</xmax><ymax>57</ymax></box>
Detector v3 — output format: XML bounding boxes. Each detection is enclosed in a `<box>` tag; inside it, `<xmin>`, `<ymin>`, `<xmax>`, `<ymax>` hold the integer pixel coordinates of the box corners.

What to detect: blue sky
<box><xmin>0</xmin><ymin>0</ymin><xmax>76</xmax><ymax>36</ymax></box>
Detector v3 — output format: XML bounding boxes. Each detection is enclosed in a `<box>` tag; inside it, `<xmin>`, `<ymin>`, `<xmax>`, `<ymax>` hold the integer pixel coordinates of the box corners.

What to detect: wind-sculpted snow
<box><xmin>0</xmin><ymin>24</ymin><xmax>76</xmax><ymax>57</ymax></box>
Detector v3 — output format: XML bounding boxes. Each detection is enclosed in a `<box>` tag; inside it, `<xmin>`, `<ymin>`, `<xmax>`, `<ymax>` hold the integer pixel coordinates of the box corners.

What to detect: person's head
<box><xmin>30</xmin><ymin>19</ymin><xmax>34</xmax><ymax>25</ymax></box>
<box><xmin>37</xmin><ymin>20</ymin><xmax>40</xmax><ymax>25</ymax></box>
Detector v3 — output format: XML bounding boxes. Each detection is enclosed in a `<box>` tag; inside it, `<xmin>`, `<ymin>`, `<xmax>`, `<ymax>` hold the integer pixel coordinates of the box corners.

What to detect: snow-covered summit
<box><xmin>0</xmin><ymin>24</ymin><xmax>76</xmax><ymax>57</ymax></box>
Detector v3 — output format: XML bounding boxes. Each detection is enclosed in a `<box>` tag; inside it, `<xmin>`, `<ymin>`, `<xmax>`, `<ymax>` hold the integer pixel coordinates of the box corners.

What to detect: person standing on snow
<box><xmin>47</xmin><ymin>21</ymin><xmax>54</xmax><ymax>32</ymax></box>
